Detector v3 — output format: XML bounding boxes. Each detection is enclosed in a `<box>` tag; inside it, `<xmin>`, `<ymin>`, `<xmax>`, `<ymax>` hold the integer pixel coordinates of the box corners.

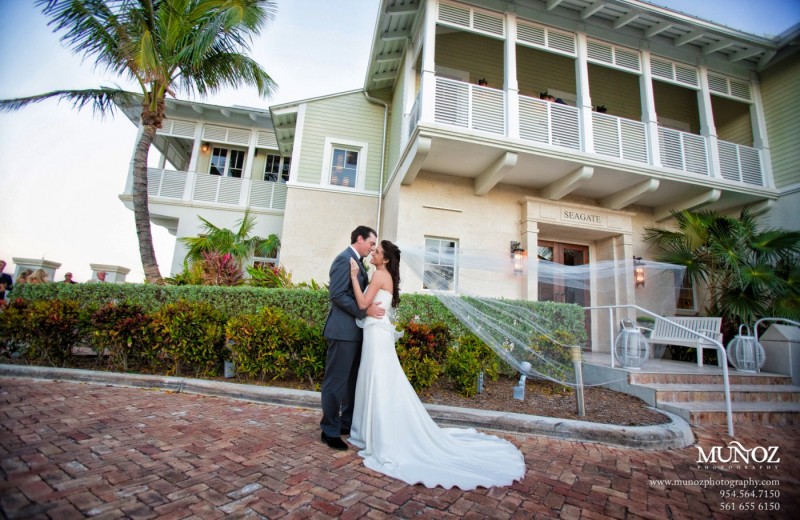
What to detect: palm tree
<box><xmin>644</xmin><ymin>208</ymin><xmax>800</xmax><ymax>337</ymax></box>
<box><xmin>180</xmin><ymin>208</ymin><xmax>280</xmax><ymax>266</ymax></box>
<box><xmin>0</xmin><ymin>0</ymin><xmax>276</xmax><ymax>284</ymax></box>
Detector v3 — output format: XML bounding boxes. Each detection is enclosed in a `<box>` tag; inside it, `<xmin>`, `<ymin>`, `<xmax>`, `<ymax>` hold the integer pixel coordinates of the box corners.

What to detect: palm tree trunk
<box><xmin>132</xmin><ymin>123</ymin><xmax>163</xmax><ymax>284</ymax></box>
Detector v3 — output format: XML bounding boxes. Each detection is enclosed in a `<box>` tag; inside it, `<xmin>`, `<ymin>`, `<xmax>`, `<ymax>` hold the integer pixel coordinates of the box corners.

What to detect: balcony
<box><xmin>419</xmin><ymin>76</ymin><xmax>765</xmax><ymax>187</ymax></box>
<box><xmin>143</xmin><ymin>168</ymin><xmax>288</xmax><ymax>211</ymax></box>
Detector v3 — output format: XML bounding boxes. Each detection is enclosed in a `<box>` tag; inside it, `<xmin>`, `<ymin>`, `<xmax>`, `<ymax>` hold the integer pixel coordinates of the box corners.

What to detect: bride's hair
<box><xmin>381</xmin><ymin>240</ymin><xmax>401</xmax><ymax>308</ymax></box>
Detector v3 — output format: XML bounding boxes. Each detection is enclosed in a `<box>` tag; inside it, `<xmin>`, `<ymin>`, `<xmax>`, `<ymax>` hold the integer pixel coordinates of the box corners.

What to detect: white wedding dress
<box><xmin>348</xmin><ymin>289</ymin><xmax>526</xmax><ymax>490</ymax></box>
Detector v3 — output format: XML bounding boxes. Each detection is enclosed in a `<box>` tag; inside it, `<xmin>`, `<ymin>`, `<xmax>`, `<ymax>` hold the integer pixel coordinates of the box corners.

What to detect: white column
<box><xmin>403</xmin><ymin>42</ymin><xmax>417</xmax><ymax>143</ymax></box>
<box><xmin>504</xmin><ymin>12</ymin><xmax>520</xmax><ymax>139</ymax></box>
<box><xmin>575</xmin><ymin>32</ymin><xmax>594</xmax><ymax>153</ymax></box>
<box><xmin>520</xmin><ymin>198</ymin><xmax>539</xmax><ymax>301</ymax></box>
<box><xmin>184</xmin><ymin>123</ymin><xmax>204</xmax><ymax>200</ymax></box>
<box><xmin>748</xmin><ymin>71</ymin><xmax>774</xmax><ymax>188</ymax></box>
<box><xmin>697</xmin><ymin>61</ymin><xmax>722</xmax><ymax>178</ymax></box>
<box><xmin>639</xmin><ymin>48</ymin><xmax>661</xmax><ymax>166</ymax></box>
<box><xmin>239</xmin><ymin>129</ymin><xmax>258</xmax><ymax>206</ymax></box>
<box><xmin>419</xmin><ymin>0</ymin><xmax>438</xmax><ymax>123</ymax></box>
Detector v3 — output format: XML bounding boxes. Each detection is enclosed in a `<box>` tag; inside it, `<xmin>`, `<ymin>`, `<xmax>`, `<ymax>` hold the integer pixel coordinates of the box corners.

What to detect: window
<box><xmin>676</xmin><ymin>272</ymin><xmax>696</xmax><ymax>312</ymax></box>
<box><xmin>423</xmin><ymin>237</ymin><xmax>457</xmax><ymax>291</ymax></box>
<box><xmin>321</xmin><ymin>138</ymin><xmax>368</xmax><ymax>190</ymax></box>
<box><xmin>264</xmin><ymin>154</ymin><xmax>291</xmax><ymax>182</ymax></box>
<box><xmin>329</xmin><ymin>148</ymin><xmax>359</xmax><ymax>188</ymax></box>
<box><xmin>209</xmin><ymin>147</ymin><xmax>245</xmax><ymax>178</ymax></box>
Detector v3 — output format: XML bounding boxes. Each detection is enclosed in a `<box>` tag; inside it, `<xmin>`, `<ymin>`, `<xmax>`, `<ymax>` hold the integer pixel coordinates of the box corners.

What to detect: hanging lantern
<box><xmin>726</xmin><ymin>324</ymin><xmax>766</xmax><ymax>373</ymax></box>
<box><xmin>614</xmin><ymin>318</ymin><xmax>650</xmax><ymax>369</ymax></box>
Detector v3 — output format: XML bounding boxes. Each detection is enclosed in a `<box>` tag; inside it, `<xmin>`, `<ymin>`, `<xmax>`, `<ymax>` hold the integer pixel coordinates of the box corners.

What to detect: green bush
<box><xmin>397</xmin><ymin>321</ymin><xmax>452</xmax><ymax>363</ymax></box>
<box><xmin>26</xmin><ymin>299</ymin><xmax>91</xmax><ymax>367</ymax></box>
<box><xmin>289</xmin><ymin>323</ymin><xmax>327</xmax><ymax>389</ymax></box>
<box><xmin>0</xmin><ymin>299</ymin><xmax>32</xmax><ymax>357</ymax></box>
<box><xmin>225</xmin><ymin>307</ymin><xmax>301</xmax><ymax>381</ymax></box>
<box><xmin>90</xmin><ymin>302</ymin><xmax>152</xmax><ymax>371</ymax></box>
<box><xmin>445</xmin><ymin>334</ymin><xmax>500</xmax><ymax>397</ymax></box>
<box><xmin>396</xmin><ymin>343</ymin><xmax>441</xmax><ymax>392</ymax></box>
<box><xmin>149</xmin><ymin>300</ymin><xmax>228</xmax><ymax>377</ymax></box>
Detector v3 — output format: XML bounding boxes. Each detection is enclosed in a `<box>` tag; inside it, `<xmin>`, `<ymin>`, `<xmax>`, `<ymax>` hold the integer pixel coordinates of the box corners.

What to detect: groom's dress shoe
<box><xmin>321</xmin><ymin>432</ymin><xmax>348</xmax><ymax>451</ymax></box>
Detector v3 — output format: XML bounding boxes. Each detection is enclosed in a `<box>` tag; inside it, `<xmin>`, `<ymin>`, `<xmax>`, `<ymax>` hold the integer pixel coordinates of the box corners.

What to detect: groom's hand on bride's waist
<box><xmin>366</xmin><ymin>302</ymin><xmax>385</xmax><ymax>319</ymax></box>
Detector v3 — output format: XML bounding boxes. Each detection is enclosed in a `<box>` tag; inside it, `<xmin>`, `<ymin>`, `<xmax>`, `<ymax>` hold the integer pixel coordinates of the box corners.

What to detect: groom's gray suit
<box><xmin>320</xmin><ymin>246</ymin><xmax>369</xmax><ymax>438</ymax></box>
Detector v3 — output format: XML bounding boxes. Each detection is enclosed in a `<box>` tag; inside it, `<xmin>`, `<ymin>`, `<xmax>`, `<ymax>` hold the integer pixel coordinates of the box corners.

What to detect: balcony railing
<box><xmin>718</xmin><ymin>140</ymin><xmax>763</xmax><ymax>186</ymax></box>
<box><xmin>434</xmin><ymin>77</ymin><xmax>505</xmax><ymax>135</ymax></box>
<box><xmin>658</xmin><ymin>127</ymin><xmax>709</xmax><ymax>176</ymax></box>
<box><xmin>519</xmin><ymin>95</ymin><xmax>580</xmax><ymax>150</ymax></box>
<box><xmin>592</xmin><ymin>112</ymin><xmax>648</xmax><ymax>164</ymax></box>
<box><xmin>144</xmin><ymin>168</ymin><xmax>287</xmax><ymax>210</ymax></box>
<box><xmin>418</xmin><ymin>75</ymin><xmax>766</xmax><ymax>187</ymax></box>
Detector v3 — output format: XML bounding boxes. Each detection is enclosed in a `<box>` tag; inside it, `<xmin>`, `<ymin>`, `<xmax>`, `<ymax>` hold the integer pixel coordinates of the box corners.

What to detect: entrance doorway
<box><xmin>537</xmin><ymin>241</ymin><xmax>591</xmax><ymax>345</ymax></box>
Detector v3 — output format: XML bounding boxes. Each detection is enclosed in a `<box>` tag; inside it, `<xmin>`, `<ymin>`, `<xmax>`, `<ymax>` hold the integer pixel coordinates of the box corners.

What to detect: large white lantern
<box><xmin>727</xmin><ymin>325</ymin><xmax>766</xmax><ymax>372</ymax></box>
<box><xmin>614</xmin><ymin>318</ymin><xmax>650</xmax><ymax>369</ymax></box>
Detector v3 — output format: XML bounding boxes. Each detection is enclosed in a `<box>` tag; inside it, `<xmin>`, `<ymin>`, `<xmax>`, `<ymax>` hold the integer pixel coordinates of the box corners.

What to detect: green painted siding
<box><xmin>712</xmin><ymin>95</ymin><xmax>753</xmax><ymax>146</ymax></box>
<box><xmin>588</xmin><ymin>64</ymin><xmax>641</xmax><ymax>121</ymax></box>
<box><xmin>435</xmin><ymin>32</ymin><xmax>504</xmax><ymax>87</ymax></box>
<box><xmin>517</xmin><ymin>45</ymin><xmax>575</xmax><ymax>100</ymax></box>
<box><xmin>652</xmin><ymin>80</ymin><xmax>701</xmax><ymax>134</ymax></box>
<box><xmin>760</xmin><ymin>57</ymin><xmax>800</xmax><ymax>188</ymax></box>
<box><xmin>296</xmin><ymin>92</ymin><xmax>385</xmax><ymax>191</ymax></box>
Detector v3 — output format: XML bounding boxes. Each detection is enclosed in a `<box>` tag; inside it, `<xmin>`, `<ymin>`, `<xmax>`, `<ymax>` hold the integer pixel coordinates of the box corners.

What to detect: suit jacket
<box><xmin>322</xmin><ymin>247</ymin><xmax>368</xmax><ymax>341</ymax></box>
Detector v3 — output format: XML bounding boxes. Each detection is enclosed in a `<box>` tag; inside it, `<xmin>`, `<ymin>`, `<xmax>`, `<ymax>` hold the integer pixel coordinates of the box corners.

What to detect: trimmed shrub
<box><xmin>91</xmin><ymin>302</ymin><xmax>152</xmax><ymax>371</ymax></box>
<box><xmin>0</xmin><ymin>299</ymin><xmax>32</xmax><ymax>357</ymax></box>
<box><xmin>289</xmin><ymin>323</ymin><xmax>327</xmax><ymax>389</ymax></box>
<box><xmin>444</xmin><ymin>334</ymin><xmax>500</xmax><ymax>397</ymax></box>
<box><xmin>26</xmin><ymin>299</ymin><xmax>91</xmax><ymax>367</ymax></box>
<box><xmin>396</xmin><ymin>343</ymin><xmax>441</xmax><ymax>392</ymax></box>
<box><xmin>149</xmin><ymin>300</ymin><xmax>228</xmax><ymax>377</ymax></box>
<box><xmin>225</xmin><ymin>307</ymin><xmax>301</xmax><ymax>381</ymax></box>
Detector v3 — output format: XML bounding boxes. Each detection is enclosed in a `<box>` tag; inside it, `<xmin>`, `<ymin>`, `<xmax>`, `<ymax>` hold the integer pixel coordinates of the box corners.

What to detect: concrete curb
<box><xmin>0</xmin><ymin>364</ymin><xmax>695</xmax><ymax>450</ymax></box>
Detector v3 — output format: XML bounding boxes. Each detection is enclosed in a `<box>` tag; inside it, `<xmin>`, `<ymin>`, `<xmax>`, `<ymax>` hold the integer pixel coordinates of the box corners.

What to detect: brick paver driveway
<box><xmin>1</xmin><ymin>377</ymin><xmax>798</xmax><ymax>519</ymax></box>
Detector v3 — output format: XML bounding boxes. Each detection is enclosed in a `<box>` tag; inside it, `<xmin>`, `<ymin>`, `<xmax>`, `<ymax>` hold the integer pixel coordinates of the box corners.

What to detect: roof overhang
<box><xmin>364</xmin><ymin>0</ymin><xmax>790</xmax><ymax>92</ymax></box>
<box><xmin>115</xmin><ymin>97</ymin><xmax>274</xmax><ymax>130</ymax></box>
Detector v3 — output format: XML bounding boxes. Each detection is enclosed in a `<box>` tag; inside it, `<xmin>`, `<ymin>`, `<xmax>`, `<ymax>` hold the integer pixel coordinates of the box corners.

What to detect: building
<box><xmin>118</xmin><ymin>0</ymin><xmax>799</xmax><ymax>351</ymax></box>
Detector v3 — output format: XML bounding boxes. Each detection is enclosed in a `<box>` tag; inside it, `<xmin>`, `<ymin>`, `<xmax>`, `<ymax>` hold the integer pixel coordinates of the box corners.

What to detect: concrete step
<box><xmin>658</xmin><ymin>400</ymin><xmax>800</xmax><ymax>426</ymax></box>
<box><xmin>629</xmin><ymin>371</ymin><xmax>792</xmax><ymax>386</ymax></box>
<box><xmin>640</xmin><ymin>383</ymin><xmax>800</xmax><ymax>403</ymax></box>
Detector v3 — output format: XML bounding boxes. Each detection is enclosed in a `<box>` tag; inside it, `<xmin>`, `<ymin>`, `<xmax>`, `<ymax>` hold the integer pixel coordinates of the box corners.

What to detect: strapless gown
<box><xmin>348</xmin><ymin>289</ymin><xmax>526</xmax><ymax>490</ymax></box>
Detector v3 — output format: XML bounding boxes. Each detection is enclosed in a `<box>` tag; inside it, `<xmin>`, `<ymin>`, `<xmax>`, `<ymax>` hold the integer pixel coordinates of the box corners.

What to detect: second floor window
<box><xmin>330</xmin><ymin>148</ymin><xmax>359</xmax><ymax>188</ymax></box>
<box><xmin>210</xmin><ymin>147</ymin><xmax>245</xmax><ymax>178</ymax></box>
<box><xmin>264</xmin><ymin>154</ymin><xmax>291</xmax><ymax>182</ymax></box>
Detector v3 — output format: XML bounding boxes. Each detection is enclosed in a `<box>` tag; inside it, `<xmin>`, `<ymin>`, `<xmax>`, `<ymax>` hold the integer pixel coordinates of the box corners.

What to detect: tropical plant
<box><xmin>644</xmin><ymin>208</ymin><xmax>800</xmax><ymax>336</ymax></box>
<box><xmin>0</xmin><ymin>0</ymin><xmax>277</xmax><ymax>284</ymax></box>
<box><xmin>181</xmin><ymin>209</ymin><xmax>280</xmax><ymax>268</ymax></box>
<box><xmin>200</xmin><ymin>252</ymin><xmax>245</xmax><ymax>286</ymax></box>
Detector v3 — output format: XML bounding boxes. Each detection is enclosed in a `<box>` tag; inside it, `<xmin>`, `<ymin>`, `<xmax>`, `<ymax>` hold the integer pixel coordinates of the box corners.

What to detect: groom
<box><xmin>320</xmin><ymin>225</ymin><xmax>384</xmax><ymax>450</ymax></box>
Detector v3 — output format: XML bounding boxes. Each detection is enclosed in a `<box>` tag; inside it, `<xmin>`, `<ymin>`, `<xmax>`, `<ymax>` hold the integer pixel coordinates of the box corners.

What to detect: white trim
<box><xmin>286</xmin><ymin>104</ymin><xmax>306</xmax><ymax>185</ymax></box>
<box><xmin>320</xmin><ymin>137</ymin><xmax>369</xmax><ymax>191</ymax></box>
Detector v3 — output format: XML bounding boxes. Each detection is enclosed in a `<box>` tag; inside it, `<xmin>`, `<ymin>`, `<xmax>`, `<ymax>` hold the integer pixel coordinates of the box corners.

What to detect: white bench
<box><xmin>641</xmin><ymin>316</ymin><xmax>723</xmax><ymax>366</ymax></box>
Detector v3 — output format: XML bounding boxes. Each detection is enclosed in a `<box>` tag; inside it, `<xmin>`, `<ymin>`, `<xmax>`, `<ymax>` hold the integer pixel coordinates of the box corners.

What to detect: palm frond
<box><xmin>0</xmin><ymin>88</ymin><xmax>137</xmax><ymax>115</ymax></box>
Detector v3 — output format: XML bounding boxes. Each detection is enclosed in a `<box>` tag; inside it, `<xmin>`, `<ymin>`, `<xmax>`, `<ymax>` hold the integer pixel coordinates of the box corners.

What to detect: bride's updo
<box><xmin>381</xmin><ymin>240</ymin><xmax>401</xmax><ymax>308</ymax></box>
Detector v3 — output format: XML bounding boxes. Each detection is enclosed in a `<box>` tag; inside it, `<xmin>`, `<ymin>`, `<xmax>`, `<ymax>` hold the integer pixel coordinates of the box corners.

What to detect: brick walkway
<box><xmin>1</xmin><ymin>378</ymin><xmax>798</xmax><ymax>519</ymax></box>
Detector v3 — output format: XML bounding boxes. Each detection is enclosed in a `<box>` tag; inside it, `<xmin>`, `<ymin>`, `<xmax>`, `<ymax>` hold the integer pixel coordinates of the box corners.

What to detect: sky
<box><xmin>0</xmin><ymin>0</ymin><xmax>798</xmax><ymax>283</ymax></box>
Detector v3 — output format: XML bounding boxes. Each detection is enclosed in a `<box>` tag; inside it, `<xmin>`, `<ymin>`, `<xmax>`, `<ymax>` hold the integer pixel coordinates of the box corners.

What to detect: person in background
<box><xmin>27</xmin><ymin>269</ymin><xmax>50</xmax><ymax>285</ymax></box>
<box><xmin>0</xmin><ymin>260</ymin><xmax>13</xmax><ymax>302</ymax></box>
<box><xmin>63</xmin><ymin>272</ymin><xmax>77</xmax><ymax>284</ymax></box>
<box><xmin>15</xmin><ymin>269</ymin><xmax>32</xmax><ymax>286</ymax></box>
<box><xmin>86</xmin><ymin>271</ymin><xmax>107</xmax><ymax>284</ymax></box>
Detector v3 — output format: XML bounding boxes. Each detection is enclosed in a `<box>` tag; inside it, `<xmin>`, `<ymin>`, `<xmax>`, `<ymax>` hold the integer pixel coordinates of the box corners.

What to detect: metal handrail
<box><xmin>754</xmin><ymin>318</ymin><xmax>800</xmax><ymax>343</ymax></box>
<box><xmin>584</xmin><ymin>304</ymin><xmax>734</xmax><ymax>437</ymax></box>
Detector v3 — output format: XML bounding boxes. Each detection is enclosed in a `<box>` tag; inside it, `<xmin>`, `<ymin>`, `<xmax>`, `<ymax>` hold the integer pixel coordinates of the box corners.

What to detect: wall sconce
<box><xmin>200</xmin><ymin>142</ymin><xmax>210</xmax><ymax>153</ymax></box>
<box><xmin>511</xmin><ymin>241</ymin><xmax>526</xmax><ymax>275</ymax></box>
<box><xmin>633</xmin><ymin>256</ymin><xmax>645</xmax><ymax>288</ymax></box>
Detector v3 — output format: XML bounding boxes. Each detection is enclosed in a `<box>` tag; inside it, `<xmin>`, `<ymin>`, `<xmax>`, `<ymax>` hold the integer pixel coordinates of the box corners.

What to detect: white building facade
<box><xmin>118</xmin><ymin>0</ymin><xmax>800</xmax><ymax>352</ymax></box>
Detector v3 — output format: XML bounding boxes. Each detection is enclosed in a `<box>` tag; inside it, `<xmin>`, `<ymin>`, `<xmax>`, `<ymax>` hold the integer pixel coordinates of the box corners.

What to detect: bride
<box><xmin>346</xmin><ymin>240</ymin><xmax>526</xmax><ymax>490</ymax></box>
